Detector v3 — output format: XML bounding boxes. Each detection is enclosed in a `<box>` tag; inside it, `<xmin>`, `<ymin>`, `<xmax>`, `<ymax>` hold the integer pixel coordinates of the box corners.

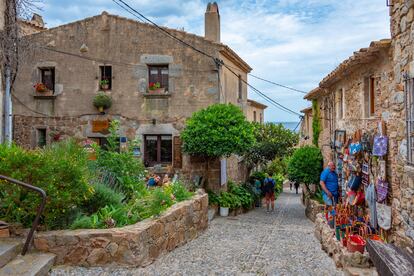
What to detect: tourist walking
<box><xmin>264</xmin><ymin>173</ymin><xmax>276</xmax><ymax>213</ymax></box>
<box><xmin>320</xmin><ymin>161</ymin><xmax>339</xmax><ymax>206</ymax></box>
<box><xmin>294</xmin><ymin>181</ymin><xmax>300</xmax><ymax>194</ymax></box>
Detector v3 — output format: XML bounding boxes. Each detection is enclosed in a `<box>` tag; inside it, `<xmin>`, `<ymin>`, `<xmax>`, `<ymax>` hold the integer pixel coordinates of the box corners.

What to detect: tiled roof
<box><xmin>304</xmin><ymin>39</ymin><xmax>391</xmax><ymax>100</ymax></box>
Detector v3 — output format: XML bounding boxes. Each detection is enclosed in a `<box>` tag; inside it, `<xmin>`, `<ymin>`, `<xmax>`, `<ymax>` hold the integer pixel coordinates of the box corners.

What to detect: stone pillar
<box><xmin>204</xmin><ymin>2</ymin><xmax>220</xmax><ymax>42</ymax></box>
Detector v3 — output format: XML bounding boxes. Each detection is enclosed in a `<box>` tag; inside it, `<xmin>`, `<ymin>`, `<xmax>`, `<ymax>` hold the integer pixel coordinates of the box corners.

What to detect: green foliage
<box><xmin>93</xmin><ymin>92</ymin><xmax>112</xmax><ymax>109</ymax></box>
<box><xmin>207</xmin><ymin>190</ymin><xmax>220</xmax><ymax>206</ymax></box>
<box><xmin>0</xmin><ymin>140</ymin><xmax>92</xmax><ymax>229</ymax></box>
<box><xmin>311</xmin><ymin>188</ymin><xmax>324</xmax><ymax>205</ymax></box>
<box><xmin>92</xmin><ymin>120</ymin><xmax>146</xmax><ymax>198</ymax></box>
<box><xmin>312</xmin><ymin>100</ymin><xmax>321</xmax><ymax>146</ymax></box>
<box><xmin>181</xmin><ymin>104</ymin><xmax>255</xmax><ymax>158</ymax></box>
<box><xmin>228</xmin><ymin>182</ymin><xmax>255</xmax><ymax>209</ymax></box>
<box><xmin>82</xmin><ymin>183</ymin><xmax>124</xmax><ymax>214</ymax></box>
<box><xmin>287</xmin><ymin>146</ymin><xmax>323</xmax><ymax>192</ymax></box>
<box><xmin>170</xmin><ymin>181</ymin><xmax>193</xmax><ymax>202</ymax></box>
<box><xmin>99</xmin><ymin>79</ymin><xmax>109</xmax><ymax>86</ymax></box>
<box><xmin>266</xmin><ymin>157</ymin><xmax>289</xmax><ymax>176</ymax></box>
<box><xmin>218</xmin><ymin>191</ymin><xmax>240</xmax><ymax>209</ymax></box>
<box><xmin>245</xmin><ymin>122</ymin><xmax>298</xmax><ymax>167</ymax></box>
<box><xmin>249</xmin><ymin>171</ymin><xmax>266</xmax><ymax>183</ymax></box>
<box><xmin>273</xmin><ymin>174</ymin><xmax>284</xmax><ymax>195</ymax></box>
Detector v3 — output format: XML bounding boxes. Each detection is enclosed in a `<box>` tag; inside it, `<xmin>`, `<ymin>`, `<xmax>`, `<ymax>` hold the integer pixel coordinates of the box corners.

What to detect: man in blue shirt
<box><xmin>320</xmin><ymin>161</ymin><xmax>339</xmax><ymax>206</ymax></box>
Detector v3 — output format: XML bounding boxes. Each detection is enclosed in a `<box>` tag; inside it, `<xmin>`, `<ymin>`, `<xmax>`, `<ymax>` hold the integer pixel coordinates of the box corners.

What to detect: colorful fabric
<box><xmin>350</xmin><ymin>142</ymin><xmax>362</xmax><ymax>155</ymax></box>
<box><xmin>376</xmin><ymin>179</ymin><xmax>388</xmax><ymax>202</ymax></box>
<box><xmin>372</xmin><ymin>135</ymin><xmax>388</xmax><ymax>156</ymax></box>
<box><xmin>365</xmin><ymin>182</ymin><xmax>377</xmax><ymax>228</ymax></box>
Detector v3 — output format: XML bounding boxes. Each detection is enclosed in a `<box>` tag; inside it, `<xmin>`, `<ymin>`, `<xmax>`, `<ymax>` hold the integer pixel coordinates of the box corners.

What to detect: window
<box><xmin>40</xmin><ymin>68</ymin><xmax>55</xmax><ymax>92</ymax></box>
<box><xmin>36</xmin><ymin>128</ymin><xmax>46</xmax><ymax>148</ymax></box>
<box><xmin>260</xmin><ymin>113</ymin><xmax>263</xmax><ymax>123</ymax></box>
<box><xmin>100</xmin><ymin>65</ymin><xmax>112</xmax><ymax>90</ymax></box>
<box><xmin>364</xmin><ymin>76</ymin><xmax>375</xmax><ymax>117</ymax></box>
<box><xmin>88</xmin><ymin>137</ymin><xmax>111</xmax><ymax>150</ymax></box>
<box><xmin>144</xmin><ymin>135</ymin><xmax>172</xmax><ymax>166</ymax></box>
<box><xmin>337</xmin><ymin>88</ymin><xmax>344</xmax><ymax>119</ymax></box>
<box><xmin>148</xmin><ymin>65</ymin><xmax>169</xmax><ymax>90</ymax></box>
<box><xmin>238</xmin><ymin>75</ymin><xmax>242</xmax><ymax>100</ymax></box>
<box><xmin>405</xmin><ymin>77</ymin><xmax>414</xmax><ymax>165</ymax></box>
<box><xmin>253</xmin><ymin>111</ymin><xmax>257</xmax><ymax>122</ymax></box>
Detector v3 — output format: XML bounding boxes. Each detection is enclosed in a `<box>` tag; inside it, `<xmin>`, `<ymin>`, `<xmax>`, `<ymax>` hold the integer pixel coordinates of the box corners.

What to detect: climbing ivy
<box><xmin>312</xmin><ymin>99</ymin><xmax>321</xmax><ymax>147</ymax></box>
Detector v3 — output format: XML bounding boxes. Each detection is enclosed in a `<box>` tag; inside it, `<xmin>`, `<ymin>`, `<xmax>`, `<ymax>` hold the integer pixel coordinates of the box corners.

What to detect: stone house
<box><xmin>0</xmin><ymin>0</ymin><xmax>5</xmax><ymax>143</ymax></box>
<box><xmin>246</xmin><ymin>99</ymin><xmax>266</xmax><ymax>123</ymax></box>
<box><xmin>12</xmin><ymin>3</ymin><xmax>262</xmax><ymax>190</ymax></box>
<box><xmin>299</xmin><ymin>106</ymin><xmax>312</xmax><ymax>146</ymax></box>
<box><xmin>302</xmin><ymin>0</ymin><xmax>414</xmax><ymax>250</ymax></box>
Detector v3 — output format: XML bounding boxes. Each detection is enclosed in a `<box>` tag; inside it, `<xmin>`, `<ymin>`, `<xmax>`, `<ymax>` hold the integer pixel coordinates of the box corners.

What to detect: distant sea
<box><xmin>274</xmin><ymin>122</ymin><xmax>300</xmax><ymax>132</ymax></box>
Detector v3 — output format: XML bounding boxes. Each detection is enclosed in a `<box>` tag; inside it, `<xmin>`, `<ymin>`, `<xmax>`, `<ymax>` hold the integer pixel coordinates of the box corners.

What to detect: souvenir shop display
<box><xmin>327</xmin><ymin>121</ymin><xmax>390</xmax><ymax>253</ymax></box>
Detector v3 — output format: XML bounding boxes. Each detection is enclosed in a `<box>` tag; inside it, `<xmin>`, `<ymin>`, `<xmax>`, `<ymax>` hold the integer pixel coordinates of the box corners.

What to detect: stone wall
<box><xmin>388</xmin><ymin>0</ymin><xmax>414</xmax><ymax>250</ymax></box>
<box><xmin>33</xmin><ymin>192</ymin><xmax>208</xmax><ymax>267</ymax></box>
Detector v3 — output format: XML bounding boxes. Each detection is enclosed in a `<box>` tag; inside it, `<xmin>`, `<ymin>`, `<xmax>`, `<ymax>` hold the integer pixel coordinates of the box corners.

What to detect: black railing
<box><xmin>0</xmin><ymin>175</ymin><xmax>47</xmax><ymax>255</ymax></box>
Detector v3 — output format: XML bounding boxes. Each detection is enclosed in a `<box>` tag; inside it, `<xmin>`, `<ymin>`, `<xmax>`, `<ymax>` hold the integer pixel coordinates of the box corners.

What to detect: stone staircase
<box><xmin>0</xmin><ymin>238</ymin><xmax>55</xmax><ymax>276</ymax></box>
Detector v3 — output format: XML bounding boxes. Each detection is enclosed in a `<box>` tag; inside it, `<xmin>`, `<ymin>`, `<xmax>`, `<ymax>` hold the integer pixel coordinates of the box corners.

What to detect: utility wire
<box><xmin>293</xmin><ymin>117</ymin><xmax>303</xmax><ymax>131</ymax></box>
<box><xmin>249</xmin><ymin>73</ymin><xmax>307</xmax><ymax>94</ymax></box>
<box><xmin>113</xmin><ymin>0</ymin><xmax>302</xmax><ymax>118</ymax></box>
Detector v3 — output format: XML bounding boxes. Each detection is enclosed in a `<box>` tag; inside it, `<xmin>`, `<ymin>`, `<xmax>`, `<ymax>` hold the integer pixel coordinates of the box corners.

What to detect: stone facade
<box><xmin>12</xmin><ymin>4</ymin><xmax>261</xmax><ymax>189</ymax></box>
<box><xmin>33</xmin><ymin>192</ymin><xmax>208</xmax><ymax>267</ymax></box>
<box><xmin>303</xmin><ymin>1</ymin><xmax>414</xmax><ymax>251</ymax></box>
<box><xmin>246</xmin><ymin>99</ymin><xmax>267</xmax><ymax>123</ymax></box>
<box><xmin>0</xmin><ymin>0</ymin><xmax>5</xmax><ymax>143</ymax></box>
<box><xmin>299</xmin><ymin>106</ymin><xmax>313</xmax><ymax>146</ymax></box>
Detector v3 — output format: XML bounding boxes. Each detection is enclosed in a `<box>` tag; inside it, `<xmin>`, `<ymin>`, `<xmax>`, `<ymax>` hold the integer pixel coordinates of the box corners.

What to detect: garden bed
<box><xmin>33</xmin><ymin>192</ymin><xmax>208</xmax><ymax>267</ymax></box>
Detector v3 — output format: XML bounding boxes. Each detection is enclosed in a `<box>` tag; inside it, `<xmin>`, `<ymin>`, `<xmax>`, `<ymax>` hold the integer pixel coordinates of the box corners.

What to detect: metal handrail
<box><xmin>0</xmin><ymin>175</ymin><xmax>47</xmax><ymax>255</ymax></box>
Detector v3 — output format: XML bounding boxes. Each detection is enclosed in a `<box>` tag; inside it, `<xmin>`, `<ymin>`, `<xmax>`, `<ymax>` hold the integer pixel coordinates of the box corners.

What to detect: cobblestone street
<box><xmin>51</xmin><ymin>189</ymin><xmax>343</xmax><ymax>276</ymax></box>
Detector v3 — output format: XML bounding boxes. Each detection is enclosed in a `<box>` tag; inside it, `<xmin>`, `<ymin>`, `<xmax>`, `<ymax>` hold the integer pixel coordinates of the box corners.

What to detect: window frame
<box><xmin>405</xmin><ymin>77</ymin><xmax>414</xmax><ymax>165</ymax></box>
<box><xmin>143</xmin><ymin>134</ymin><xmax>173</xmax><ymax>166</ymax></box>
<box><xmin>369</xmin><ymin>77</ymin><xmax>375</xmax><ymax>117</ymax></box>
<box><xmin>253</xmin><ymin>111</ymin><xmax>257</xmax><ymax>122</ymax></box>
<box><xmin>148</xmin><ymin>65</ymin><xmax>169</xmax><ymax>90</ymax></box>
<box><xmin>36</xmin><ymin>128</ymin><xmax>47</xmax><ymax>148</ymax></box>
<box><xmin>100</xmin><ymin>65</ymin><xmax>112</xmax><ymax>90</ymax></box>
<box><xmin>238</xmin><ymin>74</ymin><xmax>242</xmax><ymax>100</ymax></box>
<box><xmin>40</xmin><ymin>67</ymin><xmax>55</xmax><ymax>93</ymax></box>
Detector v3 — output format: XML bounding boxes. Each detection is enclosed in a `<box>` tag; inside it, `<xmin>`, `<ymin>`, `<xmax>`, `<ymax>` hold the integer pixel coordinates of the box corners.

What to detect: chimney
<box><xmin>205</xmin><ymin>2</ymin><xmax>220</xmax><ymax>42</ymax></box>
<box><xmin>31</xmin><ymin>13</ymin><xmax>44</xmax><ymax>28</ymax></box>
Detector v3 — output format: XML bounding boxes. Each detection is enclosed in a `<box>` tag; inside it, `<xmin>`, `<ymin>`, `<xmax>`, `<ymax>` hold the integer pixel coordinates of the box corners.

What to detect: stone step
<box><xmin>0</xmin><ymin>238</ymin><xmax>23</xmax><ymax>268</ymax></box>
<box><xmin>0</xmin><ymin>252</ymin><xmax>56</xmax><ymax>276</ymax></box>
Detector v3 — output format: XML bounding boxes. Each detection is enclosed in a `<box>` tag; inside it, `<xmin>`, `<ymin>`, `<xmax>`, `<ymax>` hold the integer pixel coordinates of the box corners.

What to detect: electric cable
<box><xmin>249</xmin><ymin>73</ymin><xmax>307</xmax><ymax>94</ymax></box>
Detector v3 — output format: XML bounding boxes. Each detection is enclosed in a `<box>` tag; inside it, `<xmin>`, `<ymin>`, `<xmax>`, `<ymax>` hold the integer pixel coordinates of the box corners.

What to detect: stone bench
<box><xmin>366</xmin><ymin>239</ymin><xmax>414</xmax><ymax>276</ymax></box>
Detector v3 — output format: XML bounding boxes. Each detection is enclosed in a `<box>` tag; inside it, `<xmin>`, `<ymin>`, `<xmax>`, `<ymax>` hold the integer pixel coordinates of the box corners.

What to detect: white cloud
<box><xmin>39</xmin><ymin>0</ymin><xmax>390</xmax><ymax>122</ymax></box>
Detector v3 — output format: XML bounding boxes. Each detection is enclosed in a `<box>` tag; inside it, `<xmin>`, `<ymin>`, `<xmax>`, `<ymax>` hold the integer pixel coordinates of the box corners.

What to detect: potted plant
<box><xmin>148</xmin><ymin>82</ymin><xmax>166</xmax><ymax>93</ymax></box>
<box><xmin>93</xmin><ymin>92</ymin><xmax>112</xmax><ymax>114</ymax></box>
<box><xmin>100</xmin><ymin>79</ymin><xmax>110</xmax><ymax>90</ymax></box>
<box><xmin>33</xmin><ymin>82</ymin><xmax>47</xmax><ymax>93</ymax></box>
<box><xmin>218</xmin><ymin>192</ymin><xmax>232</xmax><ymax>217</ymax></box>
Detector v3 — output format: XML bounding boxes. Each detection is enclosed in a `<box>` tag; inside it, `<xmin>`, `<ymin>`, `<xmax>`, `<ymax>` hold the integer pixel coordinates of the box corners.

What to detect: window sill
<box><xmin>143</xmin><ymin>92</ymin><xmax>171</xmax><ymax>98</ymax></box>
<box><xmin>33</xmin><ymin>93</ymin><xmax>57</xmax><ymax>99</ymax></box>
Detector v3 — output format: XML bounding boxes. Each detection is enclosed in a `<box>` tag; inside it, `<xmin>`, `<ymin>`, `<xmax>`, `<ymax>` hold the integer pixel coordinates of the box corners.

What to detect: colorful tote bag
<box><xmin>372</xmin><ymin>135</ymin><xmax>388</xmax><ymax>156</ymax></box>
<box><xmin>350</xmin><ymin>142</ymin><xmax>362</xmax><ymax>155</ymax></box>
<box><xmin>348</xmin><ymin>174</ymin><xmax>362</xmax><ymax>191</ymax></box>
<box><xmin>376</xmin><ymin>179</ymin><xmax>388</xmax><ymax>203</ymax></box>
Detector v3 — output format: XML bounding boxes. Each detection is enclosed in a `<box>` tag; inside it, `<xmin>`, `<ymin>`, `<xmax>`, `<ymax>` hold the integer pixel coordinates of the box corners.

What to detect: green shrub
<box><xmin>249</xmin><ymin>171</ymin><xmax>266</xmax><ymax>183</ymax></box>
<box><xmin>266</xmin><ymin>157</ymin><xmax>288</xmax><ymax>176</ymax></box>
<box><xmin>0</xmin><ymin>140</ymin><xmax>92</xmax><ymax>229</ymax></box>
<box><xmin>207</xmin><ymin>190</ymin><xmax>220</xmax><ymax>206</ymax></box>
<box><xmin>312</xmin><ymin>100</ymin><xmax>321</xmax><ymax>146</ymax></box>
<box><xmin>70</xmin><ymin>215</ymin><xmax>98</xmax><ymax>230</ymax></box>
<box><xmin>228</xmin><ymin>182</ymin><xmax>254</xmax><ymax>209</ymax></box>
<box><xmin>274</xmin><ymin>173</ymin><xmax>284</xmax><ymax>195</ymax></box>
<box><xmin>82</xmin><ymin>183</ymin><xmax>124</xmax><ymax>214</ymax></box>
<box><xmin>170</xmin><ymin>181</ymin><xmax>193</xmax><ymax>202</ymax></box>
<box><xmin>93</xmin><ymin>92</ymin><xmax>112</xmax><ymax>109</ymax></box>
<box><xmin>287</xmin><ymin>146</ymin><xmax>323</xmax><ymax>194</ymax></box>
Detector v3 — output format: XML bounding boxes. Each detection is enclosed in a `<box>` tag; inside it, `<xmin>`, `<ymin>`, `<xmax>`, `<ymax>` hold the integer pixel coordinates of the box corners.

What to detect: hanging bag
<box><xmin>349</xmin><ymin>142</ymin><xmax>362</xmax><ymax>156</ymax></box>
<box><xmin>376</xmin><ymin>178</ymin><xmax>388</xmax><ymax>203</ymax></box>
<box><xmin>376</xmin><ymin>202</ymin><xmax>391</xmax><ymax>230</ymax></box>
<box><xmin>372</xmin><ymin>135</ymin><xmax>388</xmax><ymax>156</ymax></box>
<box><xmin>348</xmin><ymin>174</ymin><xmax>362</xmax><ymax>191</ymax></box>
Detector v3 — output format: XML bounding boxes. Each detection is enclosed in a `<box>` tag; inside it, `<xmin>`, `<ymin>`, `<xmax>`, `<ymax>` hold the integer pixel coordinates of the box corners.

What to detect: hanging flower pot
<box><xmin>93</xmin><ymin>92</ymin><xmax>112</xmax><ymax>114</ymax></box>
<box><xmin>100</xmin><ymin>79</ymin><xmax>110</xmax><ymax>90</ymax></box>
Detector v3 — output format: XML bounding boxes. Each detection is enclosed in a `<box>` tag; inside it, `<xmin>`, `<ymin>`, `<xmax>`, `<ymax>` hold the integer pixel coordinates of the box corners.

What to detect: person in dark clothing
<box><xmin>294</xmin><ymin>182</ymin><xmax>300</xmax><ymax>194</ymax></box>
<box><xmin>263</xmin><ymin>173</ymin><xmax>276</xmax><ymax>213</ymax></box>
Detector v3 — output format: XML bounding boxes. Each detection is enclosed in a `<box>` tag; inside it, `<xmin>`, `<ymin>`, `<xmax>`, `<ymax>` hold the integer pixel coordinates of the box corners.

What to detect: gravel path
<box><xmin>51</xmin><ymin>188</ymin><xmax>342</xmax><ymax>276</ymax></box>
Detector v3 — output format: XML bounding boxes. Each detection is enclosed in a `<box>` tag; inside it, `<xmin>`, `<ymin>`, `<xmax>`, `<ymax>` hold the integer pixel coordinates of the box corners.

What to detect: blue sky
<box><xmin>37</xmin><ymin>0</ymin><xmax>390</xmax><ymax>122</ymax></box>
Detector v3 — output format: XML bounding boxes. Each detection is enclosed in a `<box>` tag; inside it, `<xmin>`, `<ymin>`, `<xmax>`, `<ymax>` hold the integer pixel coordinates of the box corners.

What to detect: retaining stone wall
<box><xmin>33</xmin><ymin>192</ymin><xmax>208</xmax><ymax>267</ymax></box>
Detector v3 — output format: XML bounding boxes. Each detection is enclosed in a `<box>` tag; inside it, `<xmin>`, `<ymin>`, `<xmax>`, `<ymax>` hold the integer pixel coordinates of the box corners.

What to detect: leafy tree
<box><xmin>244</xmin><ymin>122</ymin><xmax>298</xmax><ymax>168</ymax></box>
<box><xmin>181</xmin><ymin>104</ymin><xmax>255</xmax><ymax>157</ymax></box>
<box><xmin>287</xmin><ymin>146</ymin><xmax>323</xmax><ymax>194</ymax></box>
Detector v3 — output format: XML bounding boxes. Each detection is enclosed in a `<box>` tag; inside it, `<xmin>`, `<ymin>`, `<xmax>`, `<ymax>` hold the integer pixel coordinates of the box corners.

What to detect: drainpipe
<box><xmin>4</xmin><ymin>65</ymin><xmax>12</xmax><ymax>144</ymax></box>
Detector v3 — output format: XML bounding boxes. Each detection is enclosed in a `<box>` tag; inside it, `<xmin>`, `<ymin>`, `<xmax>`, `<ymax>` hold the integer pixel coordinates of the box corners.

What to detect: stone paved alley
<box><xmin>51</xmin><ymin>189</ymin><xmax>343</xmax><ymax>276</ymax></box>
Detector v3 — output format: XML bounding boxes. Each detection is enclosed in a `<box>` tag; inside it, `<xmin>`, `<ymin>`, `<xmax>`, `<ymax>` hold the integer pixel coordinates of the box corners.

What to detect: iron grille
<box><xmin>405</xmin><ymin>77</ymin><xmax>414</xmax><ymax>165</ymax></box>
